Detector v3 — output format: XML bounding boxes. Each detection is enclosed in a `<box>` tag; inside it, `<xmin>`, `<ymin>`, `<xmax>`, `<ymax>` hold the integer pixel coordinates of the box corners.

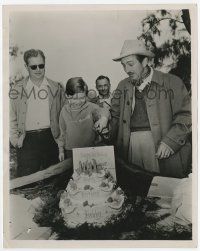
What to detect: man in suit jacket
<box><xmin>111</xmin><ymin>39</ymin><xmax>191</xmax><ymax>204</ymax></box>
<box><xmin>10</xmin><ymin>49</ymin><xmax>65</xmax><ymax>177</ymax></box>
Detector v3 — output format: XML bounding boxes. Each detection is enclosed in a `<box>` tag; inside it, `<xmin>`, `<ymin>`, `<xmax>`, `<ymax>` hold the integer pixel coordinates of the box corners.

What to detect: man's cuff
<box><xmin>161</xmin><ymin>136</ymin><xmax>181</xmax><ymax>153</ymax></box>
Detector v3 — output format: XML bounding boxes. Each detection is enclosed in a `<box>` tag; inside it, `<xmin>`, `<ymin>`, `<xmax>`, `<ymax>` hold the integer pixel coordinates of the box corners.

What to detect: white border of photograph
<box><xmin>2</xmin><ymin>3</ymin><xmax>198</xmax><ymax>249</ymax></box>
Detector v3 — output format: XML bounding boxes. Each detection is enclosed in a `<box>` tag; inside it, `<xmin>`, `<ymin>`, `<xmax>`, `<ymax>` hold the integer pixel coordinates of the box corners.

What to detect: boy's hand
<box><xmin>94</xmin><ymin>117</ymin><xmax>108</xmax><ymax>132</ymax></box>
<box><xmin>59</xmin><ymin>152</ymin><xmax>65</xmax><ymax>162</ymax></box>
<box><xmin>100</xmin><ymin>127</ymin><xmax>110</xmax><ymax>139</ymax></box>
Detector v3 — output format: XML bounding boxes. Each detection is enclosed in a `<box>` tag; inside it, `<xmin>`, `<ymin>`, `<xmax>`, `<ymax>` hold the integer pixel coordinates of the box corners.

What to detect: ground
<box><xmin>10</xmin><ymin>146</ymin><xmax>192</xmax><ymax>240</ymax></box>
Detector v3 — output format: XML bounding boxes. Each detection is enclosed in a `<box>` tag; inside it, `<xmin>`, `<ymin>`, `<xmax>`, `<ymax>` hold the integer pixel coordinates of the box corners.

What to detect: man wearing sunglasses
<box><xmin>10</xmin><ymin>49</ymin><xmax>65</xmax><ymax>177</ymax></box>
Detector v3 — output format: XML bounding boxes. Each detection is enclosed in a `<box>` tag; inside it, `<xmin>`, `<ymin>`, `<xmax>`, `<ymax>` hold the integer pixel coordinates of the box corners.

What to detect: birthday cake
<box><xmin>59</xmin><ymin>159</ymin><xmax>125</xmax><ymax>228</ymax></box>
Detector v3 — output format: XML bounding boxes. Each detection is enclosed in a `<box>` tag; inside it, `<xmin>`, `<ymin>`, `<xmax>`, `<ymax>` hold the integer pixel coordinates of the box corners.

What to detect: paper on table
<box><xmin>10</xmin><ymin>194</ymin><xmax>51</xmax><ymax>240</ymax></box>
<box><xmin>148</xmin><ymin>176</ymin><xmax>181</xmax><ymax>199</ymax></box>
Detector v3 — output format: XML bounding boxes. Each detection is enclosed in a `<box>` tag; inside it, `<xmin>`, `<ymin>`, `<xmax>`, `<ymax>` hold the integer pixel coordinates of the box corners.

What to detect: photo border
<box><xmin>3</xmin><ymin>4</ymin><xmax>198</xmax><ymax>248</ymax></box>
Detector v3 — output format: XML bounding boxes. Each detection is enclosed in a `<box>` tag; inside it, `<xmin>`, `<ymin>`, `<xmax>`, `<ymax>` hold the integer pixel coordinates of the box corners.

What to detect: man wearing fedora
<box><xmin>111</xmin><ymin>39</ymin><xmax>191</xmax><ymax>204</ymax></box>
<box><xmin>10</xmin><ymin>49</ymin><xmax>65</xmax><ymax>177</ymax></box>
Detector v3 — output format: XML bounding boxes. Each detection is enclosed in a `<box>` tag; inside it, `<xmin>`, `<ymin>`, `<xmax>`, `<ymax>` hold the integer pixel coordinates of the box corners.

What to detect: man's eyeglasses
<box><xmin>29</xmin><ymin>64</ymin><xmax>45</xmax><ymax>70</ymax></box>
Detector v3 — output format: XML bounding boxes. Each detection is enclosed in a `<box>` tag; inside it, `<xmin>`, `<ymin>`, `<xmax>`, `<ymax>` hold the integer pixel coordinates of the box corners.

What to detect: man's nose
<box><xmin>124</xmin><ymin>65</ymin><xmax>131</xmax><ymax>73</ymax></box>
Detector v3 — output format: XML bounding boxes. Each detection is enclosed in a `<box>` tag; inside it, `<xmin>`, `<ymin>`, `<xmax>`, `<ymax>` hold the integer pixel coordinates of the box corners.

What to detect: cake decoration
<box><xmin>59</xmin><ymin>162</ymin><xmax>126</xmax><ymax>228</ymax></box>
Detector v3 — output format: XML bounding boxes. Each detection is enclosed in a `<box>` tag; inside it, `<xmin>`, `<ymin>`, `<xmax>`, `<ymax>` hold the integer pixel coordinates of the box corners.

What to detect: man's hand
<box><xmin>59</xmin><ymin>152</ymin><xmax>65</xmax><ymax>162</ymax></box>
<box><xmin>155</xmin><ymin>142</ymin><xmax>174</xmax><ymax>159</ymax></box>
<box><xmin>17</xmin><ymin>135</ymin><xmax>24</xmax><ymax>148</ymax></box>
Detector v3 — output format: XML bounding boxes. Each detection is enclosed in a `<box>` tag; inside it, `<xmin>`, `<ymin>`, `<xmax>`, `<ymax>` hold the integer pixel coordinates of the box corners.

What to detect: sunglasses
<box><xmin>29</xmin><ymin>64</ymin><xmax>45</xmax><ymax>70</ymax></box>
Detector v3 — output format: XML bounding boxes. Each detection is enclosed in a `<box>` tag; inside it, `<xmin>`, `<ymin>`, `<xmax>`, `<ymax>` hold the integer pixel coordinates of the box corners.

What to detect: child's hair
<box><xmin>65</xmin><ymin>77</ymin><xmax>88</xmax><ymax>96</ymax></box>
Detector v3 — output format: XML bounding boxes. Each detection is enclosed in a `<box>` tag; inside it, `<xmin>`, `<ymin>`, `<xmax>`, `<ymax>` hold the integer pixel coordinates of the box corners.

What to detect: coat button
<box><xmin>179</xmin><ymin>139</ymin><xmax>185</xmax><ymax>145</ymax></box>
<box><xmin>123</xmin><ymin>120</ymin><xmax>126</xmax><ymax>123</ymax></box>
<box><xmin>127</xmin><ymin>101</ymin><xmax>130</xmax><ymax>106</ymax></box>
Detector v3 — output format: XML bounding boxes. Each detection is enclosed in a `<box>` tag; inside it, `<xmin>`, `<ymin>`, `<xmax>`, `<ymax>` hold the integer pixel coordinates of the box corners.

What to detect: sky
<box><xmin>9</xmin><ymin>9</ymin><xmax>186</xmax><ymax>90</ymax></box>
<box><xmin>9</xmin><ymin>10</ymin><xmax>147</xmax><ymax>90</ymax></box>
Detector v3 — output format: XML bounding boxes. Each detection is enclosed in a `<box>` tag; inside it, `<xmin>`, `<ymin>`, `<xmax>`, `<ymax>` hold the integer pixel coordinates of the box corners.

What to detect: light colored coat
<box><xmin>9</xmin><ymin>76</ymin><xmax>65</xmax><ymax>147</ymax></box>
<box><xmin>111</xmin><ymin>70</ymin><xmax>192</xmax><ymax>178</ymax></box>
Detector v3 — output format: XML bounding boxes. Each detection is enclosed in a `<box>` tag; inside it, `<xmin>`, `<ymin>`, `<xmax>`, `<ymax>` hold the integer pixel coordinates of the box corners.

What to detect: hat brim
<box><xmin>113</xmin><ymin>51</ymin><xmax>155</xmax><ymax>62</ymax></box>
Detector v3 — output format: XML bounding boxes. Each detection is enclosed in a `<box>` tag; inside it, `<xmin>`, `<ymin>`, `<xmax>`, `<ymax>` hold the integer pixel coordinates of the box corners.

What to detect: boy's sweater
<box><xmin>58</xmin><ymin>101</ymin><xmax>109</xmax><ymax>152</ymax></box>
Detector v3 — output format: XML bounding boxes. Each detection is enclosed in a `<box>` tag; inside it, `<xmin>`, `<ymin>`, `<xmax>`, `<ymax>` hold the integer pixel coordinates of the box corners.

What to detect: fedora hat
<box><xmin>113</xmin><ymin>39</ymin><xmax>155</xmax><ymax>61</ymax></box>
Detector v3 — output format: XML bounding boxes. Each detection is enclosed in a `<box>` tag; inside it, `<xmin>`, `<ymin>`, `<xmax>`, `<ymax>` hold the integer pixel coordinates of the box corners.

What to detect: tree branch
<box><xmin>139</xmin><ymin>17</ymin><xmax>184</xmax><ymax>39</ymax></box>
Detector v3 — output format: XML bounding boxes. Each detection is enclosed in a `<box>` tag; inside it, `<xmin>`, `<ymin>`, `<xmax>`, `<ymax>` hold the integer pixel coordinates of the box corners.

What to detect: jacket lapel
<box><xmin>20</xmin><ymin>77</ymin><xmax>29</xmax><ymax>102</ymax></box>
<box><xmin>144</xmin><ymin>70</ymin><xmax>162</xmax><ymax>147</ymax></box>
<box><xmin>46</xmin><ymin>78</ymin><xmax>59</xmax><ymax>111</ymax></box>
<box><xmin>124</xmin><ymin>80</ymin><xmax>134</xmax><ymax>115</ymax></box>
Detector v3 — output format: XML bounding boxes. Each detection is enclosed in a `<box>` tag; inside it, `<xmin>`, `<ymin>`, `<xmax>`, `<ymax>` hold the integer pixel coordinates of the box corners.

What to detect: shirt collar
<box><xmin>137</xmin><ymin>67</ymin><xmax>154</xmax><ymax>92</ymax></box>
<box><xmin>98</xmin><ymin>93</ymin><xmax>111</xmax><ymax>100</ymax></box>
<box><xmin>26</xmin><ymin>77</ymin><xmax>47</xmax><ymax>91</ymax></box>
<box><xmin>66</xmin><ymin>100</ymin><xmax>89</xmax><ymax>113</ymax></box>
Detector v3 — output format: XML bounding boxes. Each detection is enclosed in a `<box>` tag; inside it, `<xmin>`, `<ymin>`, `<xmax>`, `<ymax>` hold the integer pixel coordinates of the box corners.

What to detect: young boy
<box><xmin>58</xmin><ymin>77</ymin><xmax>110</xmax><ymax>160</ymax></box>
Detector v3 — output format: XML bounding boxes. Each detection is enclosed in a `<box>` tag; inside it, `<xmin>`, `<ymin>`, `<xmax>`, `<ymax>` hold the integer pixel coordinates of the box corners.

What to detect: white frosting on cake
<box><xmin>59</xmin><ymin>167</ymin><xmax>125</xmax><ymax>228</ymax></box>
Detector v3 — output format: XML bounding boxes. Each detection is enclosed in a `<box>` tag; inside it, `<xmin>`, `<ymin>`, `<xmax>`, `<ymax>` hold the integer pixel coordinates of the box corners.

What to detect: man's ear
<box><xmin>66</xmin><ymin>94</ymin><xmax>73</xmax><ymax>99</ymax></box>
<box><xmin>25</xmin><ymin>64</ymin><xmax>28</xmax><ymax>71</ymax></box>
<box><xmin>142</xmin><ymin>57</ymin><xmax>148</xmax><ymax>68</ymax></box>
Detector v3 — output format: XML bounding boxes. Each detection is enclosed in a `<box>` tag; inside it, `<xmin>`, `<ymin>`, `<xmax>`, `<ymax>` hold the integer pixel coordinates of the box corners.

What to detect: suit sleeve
<box><xmin>9</xmin><ymin>91</ymin><xmax>19</xmax><ymax>147</ymax></box>
<box><xmin>110</xmin><ymin>83</ymin><xmax>123</xmax><ymax>141</ymax></box>
<box><xmin>59</xmin><ymin>83</ymin><xmax>66</xmax><ymax>108</ymax></box>
<box><xmin>57</xmin><ymin>109</ymin><xmax>66</xmax><ymax>153</ymax></box>
<box><xmin>162</xmin><ymin>76</ymin><xmax>191</xmax><ymax>152</ymax></box>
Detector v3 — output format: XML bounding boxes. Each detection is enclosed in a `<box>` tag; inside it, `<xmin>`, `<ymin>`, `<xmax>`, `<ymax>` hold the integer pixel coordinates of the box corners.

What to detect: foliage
<box><xmin>139</xmin><ymin>10</ymin><xmax>191</xmax><ymax>91</ymax></box>
<box><xmin>9</xmin><ymin>45</ymin><xmax>24</xmax><ymax>84</ymax></box>
<box><xmin>9</xmin><ymin>46</ymin><xmax>19</xmax><ymax>58</ymax></box>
